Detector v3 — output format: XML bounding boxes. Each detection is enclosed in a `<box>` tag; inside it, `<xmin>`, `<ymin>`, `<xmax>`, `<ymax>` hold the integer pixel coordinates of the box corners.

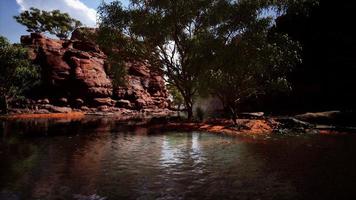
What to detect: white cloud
<box><xmin>15</xmin><ymin>0</ymin><xmax>97</xmax><ymax>27</ymax></box>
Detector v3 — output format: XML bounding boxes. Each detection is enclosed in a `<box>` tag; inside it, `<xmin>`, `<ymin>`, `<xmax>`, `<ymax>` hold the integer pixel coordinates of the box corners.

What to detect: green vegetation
<box><xmin>95</xmin><ymin>28</ymin><xmax>128</xmax><ymax>87</ymax></box>
<box><xmin>98</xmin><ymin>0</ymin><xmax>218</xmax><ymax>120</ymax></box>
<box><xmin>72</xmin><ymin>27</ymin><xmax>130</xmax><ymax>88</ymax></box>
<box><xmin>202</xmin><ymin>20</ymin><xmax>301</xmax><ymax>124</ymax></box>
<box><xmin>167</xmin><ymin>83</ymin><xmax>184</xmax><ymax>111</ymax></box>
<box><xmin>97</xmin><ymin>0</ymin><xmax>306</xmax><ymax>121</ymax></box>
<box><xmin>0</xmin><ymin>36</ymin><xmax>40</xmax><ymax>114</ymax></box>
<box><xmin>14</xmin><ymin>7</ymin><xmax>82</xmax><ymax>39</ymax></box>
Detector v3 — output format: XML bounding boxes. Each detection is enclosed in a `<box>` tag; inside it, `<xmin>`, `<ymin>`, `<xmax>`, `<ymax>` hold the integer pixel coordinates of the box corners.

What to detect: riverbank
<box><xmin>149</xmin><ymin>118</ymin><xmax>278</xmax><ymax>136</ymax></box>
<box><xmin>1</xmin><ymin>110</ymin><xmax>355</xmax><ymax>136</ymax></box>
<box><xmin>0</xmin><ymin>112</ymin><xmax>281</xmax><ymax>136</ymax></box>
<box><xmin>0</xmin><ymin>108</ymin><xmax>175</xmax><ymax>121</ymax></box>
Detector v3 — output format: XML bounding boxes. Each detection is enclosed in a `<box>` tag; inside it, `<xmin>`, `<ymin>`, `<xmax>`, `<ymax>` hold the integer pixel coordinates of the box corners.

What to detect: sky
<box><xmin>0</xmin><ymin>0</ymin><xmax>129</xmax><ymax>43</ymax></box>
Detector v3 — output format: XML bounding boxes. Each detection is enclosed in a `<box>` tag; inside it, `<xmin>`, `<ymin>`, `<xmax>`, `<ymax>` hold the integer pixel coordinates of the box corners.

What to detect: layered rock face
<box><xmin>21</xmin><ymin>32</ymin><xmax>169</xmax><ymax>110</ymax></box>
<box><xmin>114</xmin><ymin>61</ymin><xmax>169</xmax><ymax>110</ymax></box>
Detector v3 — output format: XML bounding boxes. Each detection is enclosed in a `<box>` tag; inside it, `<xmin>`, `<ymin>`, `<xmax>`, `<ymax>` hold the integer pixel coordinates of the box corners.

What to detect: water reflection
<box><xmin>1</xmin><ymin>117</ymin><xmax>356</xmax><ymax>199</ymax></box>
<box><xmin>160</xmin><ymin>132</ymin><xmax>205</xmax><ymax>169</ymax></box>
<box><xmin>191</xmin><ymin>132</ymin><xmax>205</xmax><ymax>165</ymax></box>
<box><xmin>160</xmin><ymin>135</ymin><xmax>183</xmax><ymax>167</ymax></box>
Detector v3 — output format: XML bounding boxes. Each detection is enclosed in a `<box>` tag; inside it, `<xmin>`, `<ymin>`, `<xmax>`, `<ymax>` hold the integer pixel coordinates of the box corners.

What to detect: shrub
<box><xmin>0</xmin><ymin>36</ymin><xmax>40</xmax><ymax>113</ymax></box>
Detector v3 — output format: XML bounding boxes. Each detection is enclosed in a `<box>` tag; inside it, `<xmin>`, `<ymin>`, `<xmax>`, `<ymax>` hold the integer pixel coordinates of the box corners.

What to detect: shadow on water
<box><xmin>1</xmin><ymin>117</ymin><xmax>356</xmax><ymax>200</ymax></box>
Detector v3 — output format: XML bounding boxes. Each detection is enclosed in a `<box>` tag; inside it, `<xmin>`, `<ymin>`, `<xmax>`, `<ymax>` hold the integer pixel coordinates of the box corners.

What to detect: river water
<box><xmin>1</xmin><ymin>117</ymin><xmax>356</xmax><ymax>200</ymax></box>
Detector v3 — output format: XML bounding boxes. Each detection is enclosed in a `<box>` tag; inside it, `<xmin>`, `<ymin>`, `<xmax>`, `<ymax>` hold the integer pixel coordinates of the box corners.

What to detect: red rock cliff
<box><xmin>21</xmin><ymin>32</ymin><xmax>169</xmax><ymax>110</ymax></box>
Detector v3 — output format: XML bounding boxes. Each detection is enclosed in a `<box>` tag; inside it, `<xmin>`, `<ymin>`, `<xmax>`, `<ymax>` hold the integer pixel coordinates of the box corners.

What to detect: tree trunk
<box><xmin>177</xmin><ymin>104</ymin><xmax>181</xmax><ymax>116</ymax></box>
<box><xmin>187</xmin><ymin>106</ymin><xmax>193</xmax><ymax>121</ymax></box>
<box><xmin>182</xmin><ymin>94</ymin><xmax>193</xmax><ymax>121</ymax></box>
<box><xmin>229</xmin><ymin>106</ymin><xmax>239</xmax><ymax>128</ymax></box>
<box><xmin>185</xmin><ymin>101</ymin><xmax>193</xmax><ymax>121</ymax></box>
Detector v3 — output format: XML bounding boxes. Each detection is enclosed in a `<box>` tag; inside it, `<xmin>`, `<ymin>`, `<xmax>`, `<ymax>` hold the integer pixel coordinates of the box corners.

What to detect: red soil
<box><xmin>0</xmin><ymin>112</ymin><xmax>85</xmax><ymax>120</ymax></box>
<box><xmin>152</xmin><ymin>119</ymin><xmax>278</xmax><ymax>136</ymax></box>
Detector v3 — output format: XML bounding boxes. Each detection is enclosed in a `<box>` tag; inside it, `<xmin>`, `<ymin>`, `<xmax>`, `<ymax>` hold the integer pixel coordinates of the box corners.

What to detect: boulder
<box><xmin>93</xmin><ymin>98</ymin><xmax>116</xmax><ymax>107</ymax></box>
<box><xmin>240</xmin><ymin>112</ymin><xmax>265</xmax><ymax>119</ymax></box>
<box><xmin>98</xmin><ymin>105</ymin><xmax>110</xmax><ymax>112</ymax></box>
<box><xmin>116</xmin><ymin>99</ymin><xmax>132</xmax><ymax>109</ymax></box>
<box><xmin>80</xmin><ymin>106</ymin><xmax>90</xmax><ymax>111</ymax></box>
<box><xmin>74</xmin><ymin>98</ymin><xmax>84</xmax><ymax>107</ymax></box>
<box><xmin>295</xmin><ymin>111</ymin><xmax>341</xmax><ymax>123</ymax></box>
<box><xmin>37</xmin><ymin>99</ymin><xmax>48</xmax><ymax>104</ymax></box>
<box><xmin>276</xmin><ymin>117</ymin><xmax>315</xmax><ymax>129</ymax></box>
<box><xmin>34</xmin><ymin>109</ymin><xmax>51</xmax><ymax>114</ymax></box>
<box><xmin>57</xmin><ymin>97</ymin><xmax>68</xmax><ymax>105</ymax></box>
<box><xmin>42</xmin><ymin>105</ymin><xmax>73</xmax><ymax>113</ymax></box>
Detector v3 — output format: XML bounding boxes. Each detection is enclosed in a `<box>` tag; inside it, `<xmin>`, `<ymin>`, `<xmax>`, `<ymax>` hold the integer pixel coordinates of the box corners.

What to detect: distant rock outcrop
<box><xmin>21</xmin><ymin>31</ymin><xmax>169</xmax><ymax>110</ymax></box>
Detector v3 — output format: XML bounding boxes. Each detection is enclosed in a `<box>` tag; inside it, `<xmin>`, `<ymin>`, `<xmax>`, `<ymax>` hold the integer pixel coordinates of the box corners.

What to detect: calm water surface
<box><xmin>1</xmin><ymin>117</ymin><xmax>356</xmax><ymax>200</ymax></box>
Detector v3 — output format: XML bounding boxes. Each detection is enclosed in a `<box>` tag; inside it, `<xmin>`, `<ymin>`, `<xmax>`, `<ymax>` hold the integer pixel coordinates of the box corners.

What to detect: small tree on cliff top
<box><xmin>14</xmin><ymin>7</ymin><xmax>82</xmax><ymax>39</ymax></box>
<box><xmin>0</xmin><ymin>36</ymin><xmax>41</xmax><ymax>113</ymax></box>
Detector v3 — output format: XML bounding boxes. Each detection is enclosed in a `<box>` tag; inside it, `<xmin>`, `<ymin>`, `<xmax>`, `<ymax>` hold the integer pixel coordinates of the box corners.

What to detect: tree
<box><xmin>97</xmin><ymin>0</ymin><xmax>307</xmax><ymax>120</ymax></box>
<box><xmin>0</xmin><ymin>36</ymin><xmax>41</xmax><ymax>114</ymax></box>
<box><xmin>14</xmin><ymin>7</ymin><xmax>82</xmax><ymax>39</ymax></box>
<box><xmin>98</xmin><ymin>0</ymin><xmax>227</xmax><ymax>120</ymax></box>
<box><xmin>202</xmin><ymin>1</ymin><xmax>302</xmax><ymax>124</ymax></box>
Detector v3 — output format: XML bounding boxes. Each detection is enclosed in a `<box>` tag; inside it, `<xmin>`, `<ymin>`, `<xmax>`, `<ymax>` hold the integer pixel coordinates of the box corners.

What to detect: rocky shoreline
<box><xmin>1</xmin><ymin>105</ymin><xmax>176</xmax><ymax>122</ymax></box>
<box><xmin>2</xmin><ymin>109</ymin><xmax>355</xmax><ymax>136</ymax></box>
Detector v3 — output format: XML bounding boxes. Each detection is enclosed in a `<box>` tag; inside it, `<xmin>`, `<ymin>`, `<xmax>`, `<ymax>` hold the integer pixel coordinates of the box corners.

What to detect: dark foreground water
<box><xmin>1</xmin><ymin>118</ymin><xmax>356</xmax><ymax>200</ymax></box>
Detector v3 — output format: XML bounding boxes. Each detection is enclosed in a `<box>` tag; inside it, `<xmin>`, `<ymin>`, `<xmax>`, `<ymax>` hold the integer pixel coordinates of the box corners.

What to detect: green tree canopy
<box><xmin>202</xmin><ymin>26</ymin><xmax>301</xmax><ymax>123</ymax></box>
<box><xmin>14</xmin><ymin>7</ymin><xmax>82</xmax><ymax>39</ymax></box>
<box><xmin>97</xmin><ymin>0</ymin><xmax>306</xmax><ymax>120</ymax></box>
<box><xmin>0</xmin><ymin>36</ymin><xmax>41</xmax><ymax>113</ymax></box>
<box><xmin>98</xmin><ymin>0</ymin><xmax>230</xmax><ymax>119</ymax></box>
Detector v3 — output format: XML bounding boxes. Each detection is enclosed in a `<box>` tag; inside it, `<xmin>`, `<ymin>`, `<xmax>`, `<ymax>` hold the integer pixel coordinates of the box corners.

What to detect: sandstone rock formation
<box><xmin>21</xmin><ymin>33</ymin><xmax>112</xmax><ymax>101</ymax></box>
<box><xmin>114</xmin><ymin>60</ymin><xmax>169</xmax><ymax>110</ymax></box>
<box><xmin>21</xmin><ymin>32</ymin><xmax>169</xmax><ymax>110</ymax></box>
